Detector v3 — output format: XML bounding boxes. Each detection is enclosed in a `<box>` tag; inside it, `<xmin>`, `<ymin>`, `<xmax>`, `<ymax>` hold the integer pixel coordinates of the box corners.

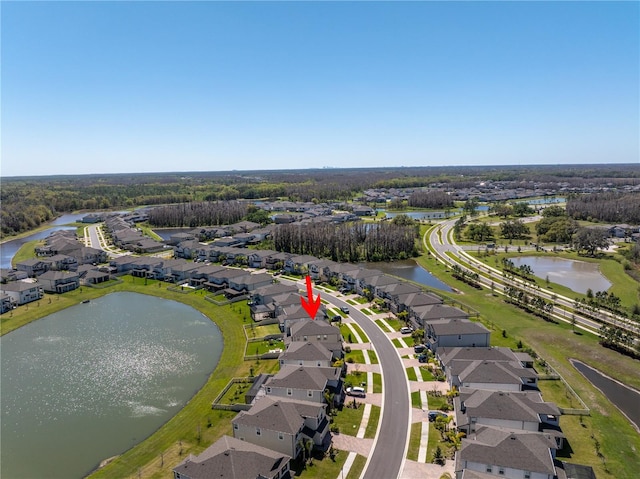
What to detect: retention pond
<box><xmin>1</xmin><ymin>292</ymin><xmax>223</xmax><ymax>479</ymax></box>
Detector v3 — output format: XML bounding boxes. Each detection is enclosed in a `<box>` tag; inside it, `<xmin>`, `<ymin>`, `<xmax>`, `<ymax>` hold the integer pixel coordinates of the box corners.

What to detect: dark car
<box><xmin>418</xmin><ymin>354</ymin><xmax>428</xmax><ymax>363</ymax></box>
<box><xmin>428</xmin><ymin>411</ymin><xmax>448</xmax><ymax>422</ymax></box>
<box><xmin>414</xmin><ymin>344</ymin><xmax>426</xmax><ymax>353</ymax></box>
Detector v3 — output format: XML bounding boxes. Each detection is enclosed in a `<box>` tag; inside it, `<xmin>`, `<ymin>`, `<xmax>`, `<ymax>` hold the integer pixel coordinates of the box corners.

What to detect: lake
<box><xmin>0</xmin><ymin>292</ymin><xmax>223</xmax><ymax>479</ymax></box>
<box><xmin>509</xmin><ymin>256</ymin><xmax>611</xmax><ymax>294</ymax></box>
<box><xmin>364</xmin><ymin>259</ymin><xmax>453</xmax><ymax>292</ymax></box>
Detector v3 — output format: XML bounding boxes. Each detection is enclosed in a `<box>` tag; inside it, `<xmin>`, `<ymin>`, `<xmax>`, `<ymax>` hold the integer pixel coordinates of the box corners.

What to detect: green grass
<box><xmin>354</xmin><ymin>297</ymin><xmax>368</xmax><ymax>304</ymax></box>
<box><xmin>419</xmin><ymin>367</ymin><xmax>435</xmax><ymax>381</ymax></box>
<box><xmin>345</xmin><ymin>349</ymin><xmax>365</xmax><ymax>364</ymax></box>
<box><xmin>344</xmin><ymin>372</ymin><xmax>368</xmax><ymax>389</ymax></box>
<box><xmin>246</xmin><ymin>323</ymin><xmax>281</xmax><ymax>338</ymax></box>
<box><xmin>400</xmin><ymin>336</ymin><xmax>415</xmax><ymax>347</ymax></box>
<box><xmin>392</xmin><ymin>338</ymin><xmax>403</xmax><ymax>348</ymax></box>
<box><xmin>332</xmin><ymin>403</ymin><xmax>365</xmax><ymax>437</ymax></box>
<box><xmin>361</xmin><ymin>308</ymin><xmax>372</xmax><ymax>315</ymax></box>
<box><xmin>406</xmin><ymin>422</ymin><xmax>422</xmax><ymax>461</ymax></box>
<box><xmin>419</xmin><ymin>230</ymin><xmax>640</xmax><ymax>478</ymax></box>
<box><xmin>383</xmin><ymin>318</ymin><xmax>403</xmax><ymax>331</ymax></box>
<box><xmin>374</xmin><ymin>319</ymin><xmax>394</xmax><ymax>332</ymax></box>
<box><xmin>346</xmin><ymin>299</ymin><xmax>357</xmax><ymax>305</ymax></box>
<box><xmin>218</xmin><ymin>380</ymin><xmax>252</xmax><ymax>405</ymax></box>
<box><xmin>344</xmin><ymin>454</ymin><xmax>367</xmax><ymax>479</ymax></box>
<box><xmin>406</xmin><ymin>367</ymin><xmax>418</xmax><ymax>381</ymax></box>
<box><xmin>290</xmin><ymin>449</ymin><xmax>348</xmax><ymax>479</ymax></box>
<box><xmin>10</xmin><ymin>239</ymin><xmax>42</xmax><ymax>266</ymax></box>
<box><xmin>411</xmin><ymin>391</ymin><xmax>422</xmax><ymax>409</ymax></box>
<box><xmin>365</xmin><ymin>349</ymin><xmax>379</xmax><ymax>364</ymax></box>
<box><xmin>372</xmin><ymin>373</ymin><xmax>382</xmax><ymax>393</ymax></box>
<box><xmin>426</xmin><ymin>392</ymin><xmax>449</xmax><ymax>411</ymax></box>
<box><xmin>537</xmin><ymin>378</ymin><xmax>583</xmax><ymax>410</ymax></box>
<box><xmin>364</xmin><ymin>405</ymin><xmax>381</xmax><ymax>439</ymax></box>
<box><xmin>246</xmin><ymin>339</ymin><xmax>285</xmax><ymax>356</ymax></box>
<box><xmin>348</xmin><ymin>322</ymin><xmax>369</xmax><ymax>343</ymax></box>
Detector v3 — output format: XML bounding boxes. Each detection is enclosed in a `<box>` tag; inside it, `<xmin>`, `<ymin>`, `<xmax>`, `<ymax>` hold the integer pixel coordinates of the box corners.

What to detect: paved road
<box><xmin>427</xmin><ymin>219</ymin><xmax>640</xmax><ymax>336</ymax></box>
<box><xmin>328</xmin><ymin>296</ymin><xmax>410</xmax><ymax>479</ymax></box>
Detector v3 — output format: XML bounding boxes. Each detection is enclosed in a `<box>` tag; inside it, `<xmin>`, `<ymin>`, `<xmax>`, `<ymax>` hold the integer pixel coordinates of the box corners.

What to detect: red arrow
<box><xmin>300</xmin><ymin>275</ymin><xmax>321</xmax><ymax>319</ymax></box>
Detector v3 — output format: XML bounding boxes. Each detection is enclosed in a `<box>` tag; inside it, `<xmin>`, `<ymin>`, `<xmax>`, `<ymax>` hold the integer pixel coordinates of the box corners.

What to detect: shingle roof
<box><xmin>439</xmin><ymin>347</ymin><xmax>520</xmax><ymax>367</ymax></box>
<box><xmin>266</xmin><ymin>365</ymin><xmax>340</xmax><ymax>391</ymax></box>
<box><xmin>173</xmin><ymin>435</ymin><xmax>290</xmax><ymax>479</ymax></box>
<box><xmin>454</xmin><ymin>360</ymin><xmax>537</xmax><ymax>385</ymax></box>
<box><xmin>279</xmin><ymin>342</ymin><xmax>333</xmax><ymax>362</ymax></box>
<box><xmin>233</xmin><ymin>397</ymin><xmax>305</xmax><ymax>435</ymax></box>
<box><xmin>429</xmin><ymin>318</ymin><xmax>489</xmax><ymax>335</ymax></box>
<box><xmin>290</xmin><ymin>319</ymin><xmax>340</xmax><ymax>337</ymax></box>
<box><xmin>459</xmin><ymin>426</ymin><xmax>557</xmax><ymax>474</ymax></box>
<box><xmin>458</xmin><ymin>389</ymin><xmax>560</xmax><ymax>422</ymax></box>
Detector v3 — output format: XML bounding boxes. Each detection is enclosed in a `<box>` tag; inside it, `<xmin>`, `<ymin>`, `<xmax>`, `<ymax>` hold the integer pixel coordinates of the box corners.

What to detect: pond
<box><xmin>509</xmin><ymin>256</ymin><xmax>611</xmax><ymax>295</ymax></box>
<box><xmin>571</xmin><ymin>359</ymin><xmax>640</xmax><ymax>432</ymax></box>
<box><xmin>364</xmin><ymin>259</ymin><xmax>453</xmax><ymax>292</ymax></box>
<box><xmin>0</xmin><ymin>292</ymin><xmax>223</xmax><ymax>479</ymax></box>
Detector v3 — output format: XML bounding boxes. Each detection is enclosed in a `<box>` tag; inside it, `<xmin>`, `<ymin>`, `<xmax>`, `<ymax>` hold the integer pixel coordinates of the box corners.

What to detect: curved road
<box><xmin>427</xmin><ymin>219</ymin><xmax>640</xmax><ymax>336</ymax></box>
<box><xmin>282</xmin><ymin>278</ymin><xmax>411</xmax><ymax>479</ymax></box>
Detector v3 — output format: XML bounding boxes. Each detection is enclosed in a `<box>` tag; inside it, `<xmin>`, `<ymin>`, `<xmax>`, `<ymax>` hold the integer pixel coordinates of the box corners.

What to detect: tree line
<box><xmin>272</xmin><ymin>221</ymin><xmax>419</xmax><ymax>262</ymax></box>
<box><xmin>407</xmin><ymin>190</ymin><xmax>454</xmax><ymax>209</ymax></box>
<box><xmin>148</xmin><ymin>201</ymin><xmax>248</xmax><ymax>227</ymax></box>
<box><xmin>567</xmin><ymin>192</ymin><xmax>640</xmax><ymax>224</ymax></box>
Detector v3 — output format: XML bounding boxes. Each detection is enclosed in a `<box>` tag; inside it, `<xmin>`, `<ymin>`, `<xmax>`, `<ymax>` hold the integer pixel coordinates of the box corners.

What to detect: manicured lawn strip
<box><xmin>426</xmin><ymin>392</ymin><xmax>449</xmax><ymax>411</ymax></box>
<box><xmin>139</xmin><ymin>223</ymin><xmax>164</xmax><ymax>241</ymax></box>
<box><xmin>406</xmin><ymin>422</ymin><xmax>422</xmax><ymax>461</ymax></box>
<box><xmin>374</xmin><ymin>319</ymin><xmax>394</xmax><ymax>332</ymax></box>
<box><xmin>365</xmin><ymin>349</ymin><xmax>379</xmax><ymax>364</ymax></box>
<box><xmin>392</xmin><ymin>338</ymin><xmax>403</xmax><ymax>348</ymax></box>
<box><xmin>419</xmin><ymin>367</ymin><xmax>435</xmax><ymax>381</ymax></box>
<box><xmin>340</xmin><ymin>324</ymin><xmax>357</xmax><ymax>343</ymax></box>
<box><xmin>416</xmin><ymin>249</ymin><xmax>640</xmax><ymax>477</ymax></box>
<box><xmin>361</xmin><ymin>308</ymin><xmax>372</xmax><ymax>315</ymax></box>
<box><xmin>383</xmin><ymin>318</ymin><xmax>403</xmax><ymax>331</ymax></box>
<box><xmin>10</xmin><ymin>239</ymin><xmax>42</xmax><ymax>267</ymax></box>
<box><xmin>332</xmin><ymin>403</ymin><xmax>365</xmax><ymax>437</ymax></box>
<box><xmin>406</xmin><ymin>367</ymin><xmax>418</xmax><ymax>381</ymax></box>
<box><xmin>411</xmin><ymin>391</ymin><xmax>422</xmax><ymax>409</ymax></box>
<box><xmin>345</xmin><ymin>349</ymin><xmax>365</xmax><ymax>364</ymax></box>
<box><xmin>400</xmin><ymin>335</ymin><xmax>415</xmax><ymax>347</ymax></box>
<box><xmin>425</xmin><ymin>420</ymin><xmax>441</xmax><ymax>461</ymax></box>
<box><xmin>354</xmin><ymin>297</ymin><xmax>368</xmax><ymax>304</ymax></box>
<box><xmin>344</xmin><ymin>372</ymin><xmax>367</xmax><ymax>389</ymax></box>
<box><xmin>345</xmin><ymin>454</ymin><xmax>367</xmax><ymax>479</ymax></box>
<box><xmin>348</xmin><ymin>322</ymin><xmax>369</xmax><ymax>343</ymax></box>
<box><xmin>346</xmin><ymin>299</ymin><xmax>357</xmax><ymax>305</ymax></box>
<box><xmin>364</xmin><ymin>405</ymin><xmax>381</xmax><ymax>439</ymax></box>
<box><xmin>372</xmin><ymin>373</ymin><xmax>382</xmax><ymax>393</ymax></box>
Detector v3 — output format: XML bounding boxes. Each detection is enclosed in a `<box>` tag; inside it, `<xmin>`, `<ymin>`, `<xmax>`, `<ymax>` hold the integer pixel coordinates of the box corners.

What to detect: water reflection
<box><xmin>364</xmin><ymin>259</ymin><xmax>453</xmax><ymax>292</ymax></box>
<box><xmin>510</xmin><ymin>256</ymin><xmax>611</xmax><ymax>294</ymax></box>
<box><xmin>1</xmin><ymin>292</ymin><xmax>223</xmax><ymax>479</ymax></box>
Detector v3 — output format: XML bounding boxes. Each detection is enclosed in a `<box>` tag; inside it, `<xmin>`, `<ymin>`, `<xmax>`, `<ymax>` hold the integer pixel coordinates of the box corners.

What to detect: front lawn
<box><xmin>364</xmin><ymin>405</ymin><xmax>381</xmax><ymax>439</ymax></box>
<box><xmin>332</xmin><ymin>403</ymin><xmax>365</xmax><ymax>437</ymax></box>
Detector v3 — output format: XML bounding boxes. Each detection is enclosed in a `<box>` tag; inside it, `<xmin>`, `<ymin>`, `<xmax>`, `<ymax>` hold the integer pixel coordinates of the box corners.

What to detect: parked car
<box><xmin>414</xmin><ymin>344</ymin><xmax>426</xmax><ymax>353</ymax></box>
<box><xmin>428</xmin><ymin>410</ymin><xmax>448</xmax><ymax>422</ymax></box>
<box><xmin>346</xmin><ymin>386</ymin><xmax>366</xmax><ymax>398</ymax></box>
<box><xmin>400</xmin><ymin>326</ymin><xmax>413</xmax><ymax>334</ymax></box>
<box><xmin>332</xmin><ymin>315</ymin><xmax>341</xmax><ymax>322</ymax></box>
<box><xmin>341</xmin><ymin>306</ymin><xmax>350</xmax><ymax>314</ymax></box>
<box><xmin>418</xmin><ymin>354</ymin><xmax>428</xmax><ymax>363</ymax></box>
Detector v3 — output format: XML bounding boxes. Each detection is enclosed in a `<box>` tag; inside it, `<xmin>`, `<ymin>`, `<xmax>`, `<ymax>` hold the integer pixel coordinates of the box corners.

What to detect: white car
<box><xmin>346</xmin><ymin>386</ymin><xmax>366</xmax><ymax>398</ymax></box>
<box><xmin>400</xmin><ymin>326</ymin><xmax>413</xmax><ymax>334</ymax></box>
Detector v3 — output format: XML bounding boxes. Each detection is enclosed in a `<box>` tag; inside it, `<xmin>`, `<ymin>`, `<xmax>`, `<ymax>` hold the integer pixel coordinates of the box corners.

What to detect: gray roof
<box><xmin>429</xmin><ymin>318</ymin><xmax>489</xmax><ymax>336</ymax></box>
<box><xmin>233</xmin><ymin>396</ymin><xmax>324</xmax><ymax>435</ymax></box>
<box><xmin>173</xmin><ymin>435</ymin><xmax>290</xmax><ymax>479</ymax></box>
<box><xmin>439</xmin><ymin>347</ymin><xmax>520</xmax><ymax>367</ymax></box>
<box><xmin>290</xmin><ymin>319</ymin><xmax>340</xmax><ymax>338</ymax></box>
<box><xmin>266</xmin><ymin>365</ymin><xmax>340</xmax><ymax>391</ymax></box>
<box><xmin>1</xmin><ymin>281</ymin><xmax>41</xmax><ymax>292</ymax></box>
<box><xmin>457</xmin><ymin>388</ymin><xmax>560</xmax><ymax>423</ymax></box>
<box><xmin>279</xmin><ymin>342</ymin><xmax>333</xmax><ymax>362</ymax></box>
<box><xmin>458</xmin><ymin>426</ymin><xmax>557</xmax><ymax>474</ymax></box>
<box><xmin>454</xmin><ymin>360</ymin><xmax>537</xmax><ymax>385</ymax></box>
<box><xmin>38</xmin><ymin>270</ymin><xmax>79</xmax><ymax>281</ymax></box>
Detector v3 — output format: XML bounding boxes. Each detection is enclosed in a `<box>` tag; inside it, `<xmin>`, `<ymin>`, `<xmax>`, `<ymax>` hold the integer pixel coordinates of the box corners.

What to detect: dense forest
<box><xmin>2</xmin><ymin>164</ymin><xmax>638</xmax><ymax>237</ymax></box>
<box><xmin>148</xmin><ymin>201</ymin><xmax>247</xmax><ymax>227</ymax></box>
<box><xmin>272</xmin><ymin>220</ymin><xmax>419</xmax><ymax>262</ymax></box>
<box><xmin>566</xmin><ymin>192</ymin><xmax>640</xmax><ymax>224</ymax></box>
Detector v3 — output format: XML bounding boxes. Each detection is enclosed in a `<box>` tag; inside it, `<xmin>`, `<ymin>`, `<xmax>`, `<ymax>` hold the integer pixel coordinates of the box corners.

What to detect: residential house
<box><xmin>172</xmin><ymin>434</ymin><xmax>291</xmax><ymax>479</ymax></box>
<box><xmin>1</xmin><ymin>281</ymin><xmax>44</xmax><ymax>305</ymax></box>
<box><xmin>284</xmin><ymin>255</ymin><xmax>318</xmax><ymax>275</ymax></box>
<box><xmin>425</xmin><ymin>319</ymin><xmax>490</xmax><ymax>352</ymax></box>
<box><xmin>454</xmin><ymin>388</ymin><xmax>562</xmax><ymax>447</ymax></box>
<box><xmin>455</xmin><ymin>426</ymin><xmax>558</xmax><ymax>479</ymax></box>
<box><xmin>247</xmin><ymin>250</ymin><xmax>275</xmax><ymax>269</ymax></box>
<box><xmin>15</xmin><ymin>259</ymin><xmax>50</xmax><ymax>277</ymax></box>
<box><xmin>0</xmin><ymin>269</ymin><xmax>29</xmax><ymax>283</ymax></box>
<box><xmin>228</xmin><ymin>273</ymin><xmax>274</xmax><ymax>294</ymax></box>
<box><xmin>1</xmin><ymin>293</ymin><xmax>17</xmax><ymax>313</ymax></box>
<box><xmin>279</xmin><ymin>342</ymin><xmax>334</xmax><ymax>368</ymax></box>
<box><xmin>413</xmin><ymin>304</ymin><xmax>469</xmax><ymax>328</ymax></box>
<box><xmin>438</xmin><ymin>347</ymin><xmax>534</xmax><ymax>374</ymax></box>
<box><xmin>38</xmin><ymin>270</ymin><xmax>80</xmax><ymax>293</ymax></box>
<box><xmin>174</xmin><ymin>240</ymin><xmax>202</xmax><ymax>259</ymax></box>
<box><xmin>288</xmin><ymin>319</ymin><xmax>343</xmax><ymax>359</ymax></box>
<box><xmin>448</xmin><ymin>360</ymin><xmax>538</xmax><ymax>392</ymax></box>
<box><xmin>263</xmin><ymin>365</ymin><xmax>344</xmax><ymax>406</ymax></box>
<box><xmin>232</xmin><ymin>396</ymin><xmax>329</xmax><ymax>459</ymax></box>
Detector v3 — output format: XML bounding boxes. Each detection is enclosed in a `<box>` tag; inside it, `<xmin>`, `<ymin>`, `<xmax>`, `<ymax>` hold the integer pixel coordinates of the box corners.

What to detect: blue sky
<box><xmin>2</xmin><ymin>1</ymin><xmax>638</xmax><ymax>177</ymax></box>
